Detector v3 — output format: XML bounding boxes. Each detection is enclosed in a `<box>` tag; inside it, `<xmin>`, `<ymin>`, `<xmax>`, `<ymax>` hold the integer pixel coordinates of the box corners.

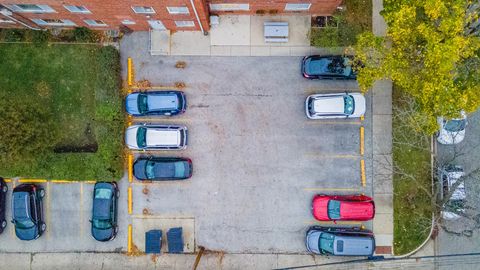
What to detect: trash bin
<box><xmin>145</xmin><ymin>230</ymin><xmax>162</xmax><ymax>254</ymax></box>
<box><xmin>167</xmin><ymin>227</ymin><xmax>184</xmax><ymax>253</ymax></box>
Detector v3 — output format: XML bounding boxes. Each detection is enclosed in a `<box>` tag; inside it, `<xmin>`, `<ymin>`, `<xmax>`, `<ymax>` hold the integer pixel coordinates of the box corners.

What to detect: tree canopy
<box><xmin>353</xmin><ymin>0</ymin><xmax>480</xmax><ymax>133</ymax></box>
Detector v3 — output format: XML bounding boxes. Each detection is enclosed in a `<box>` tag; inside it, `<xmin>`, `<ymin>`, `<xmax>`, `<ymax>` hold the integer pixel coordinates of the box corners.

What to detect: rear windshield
<box><xmin>136</xmin><ymin>127</ymin><xmax>147</xmax><ymax>148</ymax></box>
<box><xmin>344</xmin><ymin>95</ymin><xmax>355</xmax><ymax>115</ymax></box>
<box><xmin>444</xmin><ymin>119</ymin><xmax>466</xmax><ymax>132</ymax></box>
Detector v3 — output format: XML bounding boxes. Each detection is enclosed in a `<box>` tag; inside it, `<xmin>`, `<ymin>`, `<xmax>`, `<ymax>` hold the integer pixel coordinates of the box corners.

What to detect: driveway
<box><xmin>121</xmin><ymin>33</ymin><xmax>373</xmax><ymax>253</ymax></box>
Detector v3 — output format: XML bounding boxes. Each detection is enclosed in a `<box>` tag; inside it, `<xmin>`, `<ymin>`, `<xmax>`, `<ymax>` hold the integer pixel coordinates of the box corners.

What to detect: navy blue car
<box><xmin>302</xmin><ymin>55</ymin><xmax>358</xmax><ymax>80</ymax></box>
<box><xmin>12</xmin><ymin>184</ymin><xmax>46</xmax><ymax>240</ymax></box>
<box><xmin>133</xmin><ymin>157</ymin><xmax>193</xmax><ymax>181</ymax></box>
<box><xmin>91</xmin><ymin>182</ymin><xmax>119</xmax><ymax>242</ymax></box>
<box><xmin>125</xmin><ymin>91</ymin><xmax>186</xmax><ymax>116</ymax></box>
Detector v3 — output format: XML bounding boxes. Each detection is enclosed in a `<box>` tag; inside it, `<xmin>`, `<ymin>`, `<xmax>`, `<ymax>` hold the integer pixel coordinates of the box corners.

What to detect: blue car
<box><xmin>125</xmin><ymin>91</ymin><xmax>186</xmax><ymax>116</ymax></box>
<box><xmin>91</xmin><ymin>182</ymin><xmax>119</xmax><ymax>242</ymax></box>
<box><xmin>302</xmin><ymin>55</ymin><xmax>358</xmax><ymax>80</ymax></box>
<box><xmin>12</xmin><ymin>184</ymin><xmax>46</xmax><ymax>240</ymax></box>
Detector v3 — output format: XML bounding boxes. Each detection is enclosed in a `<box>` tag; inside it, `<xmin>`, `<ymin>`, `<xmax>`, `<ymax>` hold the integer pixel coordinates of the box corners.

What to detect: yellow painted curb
<box><xmin>51</xmin><ymin>180</ymin><xmax>78</xmax><ymax>183</ymax></box>
<box><xmin>128</xmin><ymin>224</ymin><xmax>132</xmax><ymax>253</ymax></box>
<box><xmin>361</xmin><ymin>115</ymin><xmax>365</xmax><ymax>121</ymax></box>
<box><xmin>19</xmin><ymin>179</ymin><xmax>47</xmax><ymax>183</ymax></box>
<box><xmin>360</xmin><ymin>126</ymin><xmax>365</xmax><ymax>156</ymax></box>
<box><xmin>128</xmin><ymin>154</ymin><xmax>133</xmax><ymax>183</ymax></box>
<box><xmin>84</xmin><ymin>180</ymin><xmax>96</xmax><ymax>184</ymax></box>
<box><xmin>130</xmin><ymin>86</ymin><xmax>179</xmax><ymax>90</ymax></box>
<box><xmin>361</xmin><ymin>159</ymin><xmax>366</xmax><ymax>187</ymax></box>
<box><xmin>127</xmin><ymin>58</ymin><xmax>133</xmax><ymax>86</ymax></box>
<box><xmin>3</xmin><ymin>178</ymin><xmax>12</xmax><ymax>183</ymax></box>
<box><xmin>128</xmin><ymin>186</ymin><xmax>132</xmax><ymax>215</ymax></box>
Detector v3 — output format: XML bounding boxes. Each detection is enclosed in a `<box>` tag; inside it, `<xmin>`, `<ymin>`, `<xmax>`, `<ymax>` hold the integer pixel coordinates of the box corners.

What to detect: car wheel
<box><xmin>2</xmin><ymin>185</ymin><xmax>7</xmax><ymax>193</ymax></box>
<box><xmin>40</xmin><ymin>223</ymin><xmax>46</xmax><ymax>232</ymax></box>
<box><xmin>1</xmin><ymin>220</ymin><xmax>6</xmax><ymax>229</ymax></box>
<box><xmin>39</xmin><ymin>189</ymin><xmax>45</xmax><ymax>198</ymax></box>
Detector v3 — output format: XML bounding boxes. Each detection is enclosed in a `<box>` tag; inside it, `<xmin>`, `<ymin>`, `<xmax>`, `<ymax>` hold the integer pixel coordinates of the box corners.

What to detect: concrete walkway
<box><xmin>150</xmin><ymin>15</ymin><xmax>343</xmax><ymax>56</ymax></box>
<box><xmin>370</xmin><ymin>0</ymin><xmax>394</xmax><ymax>255</ymax></box>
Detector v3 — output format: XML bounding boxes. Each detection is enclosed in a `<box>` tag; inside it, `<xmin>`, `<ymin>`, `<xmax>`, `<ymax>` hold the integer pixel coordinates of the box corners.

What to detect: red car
<box><xmin>312</xmin><ymin>194</ymin><xmax>375</xmax><ymax>221</ymax></box>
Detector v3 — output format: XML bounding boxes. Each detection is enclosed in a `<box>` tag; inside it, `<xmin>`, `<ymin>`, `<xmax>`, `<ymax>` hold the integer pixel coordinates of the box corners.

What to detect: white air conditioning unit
<box><xmin>210</xmin><ymin>15</ymin><xmax>219</xmax><ymax>26</ymax></box>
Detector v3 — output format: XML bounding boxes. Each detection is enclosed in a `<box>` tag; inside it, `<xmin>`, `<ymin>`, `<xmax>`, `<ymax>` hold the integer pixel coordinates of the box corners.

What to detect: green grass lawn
<box><xmin>311</xmin><ymin>0</ymin><xmax>372</xmax><ymax>47</ymax></box>
<box><xmin>392</xmin><ymin>89</ymin><xmax>433</xmax><ymax>255</ymax></box>
<box><xmin>0</xmin><ymin>43</ymin><xmax>124</xmax><ymax>180</ymax></box>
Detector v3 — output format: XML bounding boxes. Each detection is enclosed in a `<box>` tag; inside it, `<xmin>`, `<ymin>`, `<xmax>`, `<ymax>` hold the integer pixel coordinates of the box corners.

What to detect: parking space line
<box><xmin>46</xmin><ymin>181</ymin><xmax>50</xmax><ymax>240</ymax></box>
<box><xmin>360</xmin><ymin>126</ymin><xmax>365</xmax><ymax>156</ymax></box>
<box><xmin>51</xmin><ymin>180</ymin><xmax>77</xmax><ymax>183</ymax></box>
<box><xmin>3</xmin><ymin>178</ymin><xmax>12</xmax><ymax>182</ymax></box>
<box><xmin>128</xmin><ymin>224</ymin><xmax>132</xmax><ymax>253</ymax></box>
<box><xmin>131</xmin><ymin>86</ymin><xmax>181</xmax><ymax>91</ymax></box>
<box><xmin>305</xmin><ymin>121</ymin><xmax>361</xmax><ymax>125</ymax></box>
<box><xmin>127</xmin><ymin>57</ymin><xmax>133</xmax><ymax>86</ymax></box>
<box><xmin>130</xmin><ymin>118</ymin><xmax>192</xmax><ymax>123</ymax></box>
<box><xmin>304</xmin><ymin>153</ymin><xmax>361</xmax><ymax>159</ymax></box>
<box><xmin>84</xmin><ymin>180</ymin><xmax>96</xmax><ymax>184</ymax></box>
<box><xmin>80</xmin><ymin>183</ymin><xmax>84</xmax><ymax>238</ymax></box>
<box><xmin>131</xmin><ymin>214</ymin><xmax>195</xmax><ymax>219</ymax></box>
<box><xmin>303</xmin><ymin>188</ymin><xmax>361</xmax><ymax>192</ymax></box>
<box><xmin>128</xmin><ymin>154</ymin><xmax>133</xmax><ymax>183</ymax></box>
<box><xmin>361</xmin><ymin>115</ymin><xmax>365</xmax><ymax>121</ymax></box>
<box><xmin>128</xmin><ymin>187</ymin><xmax>132</xmax><ymax>215</ymax></box>
<box><xmin>304</xmin><ymin>220</ymin><xmax>363</xmax><ymax>226</ymax></box>
<box><xmin>361</xmin><ymin>159</ymin><xmax>366</xmax><ymax>187</ymax></box>
<box><xmin>19</xmin><ymin>179</ymin><xmax>47</xmax><ymax>183</ymax></box>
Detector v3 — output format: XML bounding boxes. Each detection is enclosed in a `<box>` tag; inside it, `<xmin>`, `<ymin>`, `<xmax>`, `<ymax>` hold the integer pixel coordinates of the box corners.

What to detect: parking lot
<box><xmin>0</xmin><ymin>179</ymin><xmax>128</xmax><ymax>252</ymax></box>
<box><xmin>123</xmin><ymin>52</ymin><xmax>373</xmax><ymax>253</ymax></box>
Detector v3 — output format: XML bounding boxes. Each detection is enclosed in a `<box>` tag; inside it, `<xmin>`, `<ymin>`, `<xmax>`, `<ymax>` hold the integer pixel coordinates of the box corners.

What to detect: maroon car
<box><xmin>312</xmin><ymin>194</ymin><xmax>375</xmax><ymax>221</ymax></box>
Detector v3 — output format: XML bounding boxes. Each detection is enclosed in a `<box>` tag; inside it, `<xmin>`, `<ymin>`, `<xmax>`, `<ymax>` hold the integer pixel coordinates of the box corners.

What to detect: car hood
<box><xmin>312</xmin><ymin>197</ymin><xmax>330</xmax><ymax>220</ymax></box>
<box><xmin>133</xmin><ymin>159</ymin><xmax>148</xmax><ymax>180</ymax></box>
<box><xmin>306</xmin><ymin>230</ymin><xmax>321</xmax><ymax>254</ymax></box>
<box><xmin>92</xmin><ymin>226</ymin><xmax>114</xmax><ymax>242</ymax></box>
<box><xmin>15</xmin><ymin>225</ymin><xmax>38</xmax><ymax>241</ymax></box>
<box><xmin>125</xmin><ymin>93</ymin><xmax>140</xmax><ymax>115</ymax></box>
<box><xmin>125</xmin><ymin>126</ymin><xmax>140</xmax><ymax>149</ymax></box>
<box><xmin>350</xmin><ymin>93</ymin><xmax>366</xmax><ymax>117</ymax></box>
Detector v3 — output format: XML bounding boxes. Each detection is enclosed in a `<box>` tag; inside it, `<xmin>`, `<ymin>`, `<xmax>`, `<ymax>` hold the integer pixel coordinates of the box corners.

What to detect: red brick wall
<box><xmin>0</xmin><ymin>0</ymin><xmax>341</xmax><ymax>31</ymax></box>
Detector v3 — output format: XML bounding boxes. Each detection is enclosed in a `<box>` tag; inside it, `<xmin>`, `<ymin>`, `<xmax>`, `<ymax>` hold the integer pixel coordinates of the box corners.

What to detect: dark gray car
<box><xmin>306</xmin><ymin>226</ymin><xmax>375</xmax><ymax>256</ymax></box>
<box><xmin>12</xmin><ymin>184</ymin><xmax>46</xmax><ymax>240</ymax></box>
<box><xmin>133</xmin><ymin>157</ymin><xmax>192</xmax><ymax>181</ymax></box>
<box><xmin>91</xmin><ymin>182</ymin><xmax>119</xmax><ymax>242</ymax></box>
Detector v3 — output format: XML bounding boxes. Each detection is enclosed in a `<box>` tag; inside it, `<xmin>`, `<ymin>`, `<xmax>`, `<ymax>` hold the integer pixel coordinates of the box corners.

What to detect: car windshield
<box><xmin>14</xmin><ymin>219</ymin><xmax>35</xmax><ymax>229</ymax></box>
<box><xmin>344</xmin><ymin>95</ymin><xmax>355</xmax><ymax>115</ymax></box>
<box><xmin>174</xmin><ymin>161</ymin><xmax>187</xmax><ymax>178</ymax></box>
<box><xmin>137</xmin><ymin>94</ymin><xmax>148</xmax><ymax>114</ymax></box>
<box><xmin>92</xmin><ymin>219</ymin><xmax>112</xmax><ymax>229</ymax></box>
<box><xmin>327</xmin><ymin>200</ymin><xmax>341</xmax><ymax>219</ymax></box>
<box><xmin>444</xmin><ymin>119</ymin><xmax>466</xmax><ymax>132</ymax></box>
<box><xmin>146</xmin><ymin>161</ymin><xmax>156</xmax><ymax>179</ymax></box>
<box><xmin>319</xmin><ymin>232</ymin><xmax>335</xmax><ymax>254</ymax></box>
<box><xmin>136</xmin><ymin>127</ymin><xmax>147</xmax><ymax>148</ymax></box>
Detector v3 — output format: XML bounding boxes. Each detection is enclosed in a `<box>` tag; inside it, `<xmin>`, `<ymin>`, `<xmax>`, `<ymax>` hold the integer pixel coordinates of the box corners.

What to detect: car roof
<box><xmin>146</xmin><ymin>128</ymin><xmax>180</xmax><ymax>146</ymax></box>
<box><xmin>313</xmin><ymin>96</ymin><xmax>345</xmax><ymax>114</ymax></box>
<box><xmin>147</xmin><ymin>93</ymin><xmax>179</xmax><ymax>110</ymax></box>
<box><xmin>13</xmin><ymin>192</ymin><xmax>30</xmax><ymax>220</ymax></box>
<box><xmin>334</xmin><ymin>235</ymin><xmax>374</xmax><ymax>255</ymax></box>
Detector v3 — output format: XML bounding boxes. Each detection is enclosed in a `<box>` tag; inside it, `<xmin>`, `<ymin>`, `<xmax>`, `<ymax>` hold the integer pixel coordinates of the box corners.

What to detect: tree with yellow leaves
<box><xmin>354</xmin><ymin>0</ymin><xmax>480</xmax><ymax>133</ymax></box>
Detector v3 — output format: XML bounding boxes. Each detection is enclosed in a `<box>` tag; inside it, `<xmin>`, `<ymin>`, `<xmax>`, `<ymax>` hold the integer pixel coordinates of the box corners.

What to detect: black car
<box><xmin>91</xmin><ymin>182</ymin><xmax>119</xmax><ymax>242</ymax></box>
<box><xmin>133</xmin><ymin>157</ymin><xmax>193</xmax><ymax>181</ymax></box>
<box><xmin>0</xmin><ymin>177</ymin><xmax>8</xmax><ymax>233</ymax></box>
<box><xmin>302</xmin><ymin>55</ymin><xmax>358</xmax><ymax>80</ymax></box>
<box><xmin>125</xmin><ymin>91</ymin><xmax>186</xmax><ymax>116</ymax></box>
<box><xmin>12</xmin><ymin>184</ymin><xmax>46</xmax><ymax>240</ymax></box>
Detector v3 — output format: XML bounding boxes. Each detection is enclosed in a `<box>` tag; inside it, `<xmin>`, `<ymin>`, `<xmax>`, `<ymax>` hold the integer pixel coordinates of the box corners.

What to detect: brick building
<box><xmin>0</xmin><ymin>0</ymin><xmax>342</xmax><ymax>32</ymax></box>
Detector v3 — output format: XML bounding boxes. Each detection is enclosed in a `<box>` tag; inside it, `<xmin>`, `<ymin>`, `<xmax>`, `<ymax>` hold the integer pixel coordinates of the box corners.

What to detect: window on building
<box><xmin>84</xmin><ymin>19</ymin><xmax>107</xmax><ymax>27</ymax></box>
<box><xmin>132</xmin><ymin>6</ymin><xmax>155</xmax><ymax>14</ymax></box>
<box><xmin>175</xmin><ymin>20</ymin><xmax>195</xmax><ymax>27</ymax></box>
<box><xmin>7</xmin><ymin>4</ymin><xmax>55</xmax><ymax>13</ymax></box>
<box><xmin>285</xmin><ymin>3</ymin><xmax>311</xmax><ymax>11</ymax></box>
<box><xmin>64</xmin><ymin>5</ymin><xmax>91</xmax><ymax>14</ymax></box>
<box><xmin>167</xmin><ymin>6</ymin><xmax>189</xmax><ymax>14</ymax></box>
<box><xmin>121</xmin><ymin>19</ymin><xmax>136</xmax><ymax>25</ymax></box>
<box><xmin>209</xmin><ymin>3</ymin><xmax>249</xmax><ymax>11</ymax></box>
<box><xmin>31</xmin><ymin>18</ymin><xmax>76</xmax><ymax>26</ymax></box>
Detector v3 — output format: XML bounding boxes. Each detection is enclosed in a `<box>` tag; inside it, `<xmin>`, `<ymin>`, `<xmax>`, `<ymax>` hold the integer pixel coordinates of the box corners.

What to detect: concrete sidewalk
<box><xmin>149</xmin><ymin>15</ymin><xmax>343</xmax><ymax>56</ymax></box>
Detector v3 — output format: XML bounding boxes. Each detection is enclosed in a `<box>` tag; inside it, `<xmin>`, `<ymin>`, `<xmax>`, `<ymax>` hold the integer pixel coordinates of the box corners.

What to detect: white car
<box><xmin>305</xmin><ymin>92</ymin><xmax>366</xmax><ymax>119</ymax></box>
<box><xmin>125</xmin><ymin>125</ymin><xmax>187</xmax><ymax>150</ymax></box>
<box><xmin>438</xmin><ymin>165</ymin><xmax>466</xmax><ymax>221</ymax></box>
<box><xmin>437</xmin><ymin>111</ymin><xmax>467</xmax><ymax>145</ymax></box>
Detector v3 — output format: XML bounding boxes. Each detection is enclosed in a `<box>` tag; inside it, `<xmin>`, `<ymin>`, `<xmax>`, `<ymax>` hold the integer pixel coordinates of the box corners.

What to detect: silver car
<box><xmin>125</xmin><ymin>124</ymin><xmax>187</xmax><ymax>150</ymax></box>
<box><xmin>437</xmin><ymin>111</ymin><xmax>467</xmax><ymax>145</ymax></box>
<box><xmin>305</xmin><ymin>92</ymin><xmax>366</xmax><ymax>119</ymax></box>
<box><xmin>438</xmin><ymin>165</ymin><xmax>466</xmax><ymax>220</ymax></box>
